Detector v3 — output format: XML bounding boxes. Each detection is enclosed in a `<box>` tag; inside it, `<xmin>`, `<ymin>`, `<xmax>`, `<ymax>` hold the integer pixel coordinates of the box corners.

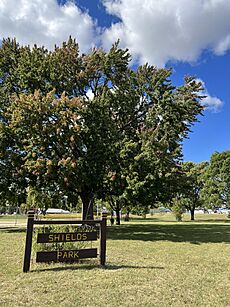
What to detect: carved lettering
<box><xmin>53</xmin><ymin>234</ymin><xmax>60</xmax><ymax>242</ymax></box>
<box><xmin>36</xmin><ymin>249</ymin><xmax>97</xmax><ymax>262</ymax></box>
<box><xmin>57</xmin><ymin>251</ymin><xmax>62</xmax><ymax>260</ymax></box>
<box><xmin>37</xmin><ymin>231</ymin><xmax>97</xmax><ymax>243</ymax></box>
<box><xmin>48</xmin><ymin>234</ymin><xmax>54</xmax><ymax>242</ymax></box>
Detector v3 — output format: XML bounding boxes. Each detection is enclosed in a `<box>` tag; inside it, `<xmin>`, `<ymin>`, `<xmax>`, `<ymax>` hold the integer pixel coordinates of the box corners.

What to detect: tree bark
<box><xmin>124</xmin><ymin>211</ymin><xmax>129</xmax><ymax>221</ymax></box>
<box><xmin>80</xmin><ymin>191</ymin><xmax>94</xmax><ymax>220</ymax></box>
<box><xmin>115</xmin><ymin>202</ymin><xmax>121</xmax><ymax>225</ymax></box>
<box><xmin>190</xmin><ymin>208</ymin><xmax>195</xmax><ymax>221</ymax></box>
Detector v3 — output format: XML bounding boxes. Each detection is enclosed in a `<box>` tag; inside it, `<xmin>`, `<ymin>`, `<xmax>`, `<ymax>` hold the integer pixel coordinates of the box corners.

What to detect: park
<box><xmin>0</xmin><ymin>25</ymin><xmax>230</xmax><ymax>307</ymax></box>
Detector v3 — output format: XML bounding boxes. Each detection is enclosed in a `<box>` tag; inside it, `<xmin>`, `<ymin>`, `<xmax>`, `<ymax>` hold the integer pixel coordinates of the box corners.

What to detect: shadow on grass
<box><xmin>0</xmin><ymin>227</ymin><xmax>26</xmax><ymax>233</ymax></box>
<box><xmin>1</xmin><ymin>222</ymin><xmax>229</xmax><ymax>245</ymax></box>
<box><xmin>34</xmin><ymin>263</ymin><xmax>164</xmax><ymax>273</ymax></box>
<box><xmin>129</xmin><ymin>217</ymin><xmax>230</xmax><ymax>223</ymax></box>
<box><xmin>108</xmin><ymin>223</ymin><xmax>230</xmax><ymax>244</ymax></box>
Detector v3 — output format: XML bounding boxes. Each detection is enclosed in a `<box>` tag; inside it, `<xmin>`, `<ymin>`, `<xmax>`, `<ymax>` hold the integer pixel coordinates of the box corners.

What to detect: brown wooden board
<box><xmin>36</xmin><ymin>248</ymin><xmax>98</xmax><ymax>263</ymax></box>
<box><xmin>37</xmin><ymin>231</ymin><xmax>97</xmax><ymax>243</ymax></box>
<box><xmin>34</xmin><ymin>220</ymin><xmax>99</xmax><ymax>225</ymax></box>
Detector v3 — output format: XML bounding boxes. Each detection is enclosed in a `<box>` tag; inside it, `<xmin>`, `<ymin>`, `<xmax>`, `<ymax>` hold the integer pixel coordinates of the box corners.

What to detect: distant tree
<box><xmin>176</xmin><ymin>161</ymin><xmax>208</xmax><ymax>220</ymax></box>
<box><xmin>171</xmin><ymin>196</ymin><xmax>187</xmax><ymax>221</ymax></box>
<box><xmin>201</xmin><ymin>151</ymin><xmax>230</xmax><ymax>208</ymax></box>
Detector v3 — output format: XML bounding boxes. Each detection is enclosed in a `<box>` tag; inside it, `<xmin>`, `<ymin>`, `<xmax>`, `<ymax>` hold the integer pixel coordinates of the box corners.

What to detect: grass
<box><xmin>0</xmin><ymin>214</ymin><xmax>230</xmax><ymax>306</ymax></box>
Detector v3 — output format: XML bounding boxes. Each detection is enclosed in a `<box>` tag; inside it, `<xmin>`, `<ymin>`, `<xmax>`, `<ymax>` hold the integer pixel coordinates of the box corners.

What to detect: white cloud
<box><xmin>196</xmin><ymin>79</ymin><xmax>224</xmax><ymax>112</ymax></box>
<box><xmin>86</xmin><ymin>89</ymin><xmax>94</xmax><ymax>100</ymax></box>
<box><xmin>1</xmin><ymin>0</ymin><xmax>230</xmax><ymax>66</ymax></box>
<box><xmin>102</xmin><ymin>0</ymin><xmax>230</xmax><ymax>66</ymax></box>
<box><xmin>0</xmin><ymin>0</ymin><xmax>97</xmax><ymax>52</ymax></box>
<box><xmin>204</xmin><ymin>95</ymin><xmax>223</xmax><ymax>112</ymax></box>
<box><xmin>214</xmin><ymin>34</ymin><xmax>230</xmax><ymax>55</ymax></box>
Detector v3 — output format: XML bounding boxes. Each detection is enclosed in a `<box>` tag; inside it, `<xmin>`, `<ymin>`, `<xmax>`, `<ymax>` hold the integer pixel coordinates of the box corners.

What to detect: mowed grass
<box><xmin>0</xmin><ymin>215</ymin><xmax>230</xmax><ymax>307</ymax></box>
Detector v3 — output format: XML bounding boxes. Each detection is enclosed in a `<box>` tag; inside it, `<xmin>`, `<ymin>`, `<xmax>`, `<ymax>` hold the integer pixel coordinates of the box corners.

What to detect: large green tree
<box><xmin>102</xmin><ymin>69</ymin><xmax>205</xmax><ymax>222</ymax></box>
<box><xmin>0</xmin><ymin>38</ymin><xmax>204</xmax><ymax>219</ymax></box>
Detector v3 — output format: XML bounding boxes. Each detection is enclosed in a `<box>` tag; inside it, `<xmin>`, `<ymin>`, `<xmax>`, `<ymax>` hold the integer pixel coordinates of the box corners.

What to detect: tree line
<box><xmin>0</xmin><ymin>37</ymin><xmax>227</xmax><ymax>222</ymax></box>
<box><xmin>171</xmin><ymin>153</ymin><xmax>230</xmax><ymax>221</ymax></box>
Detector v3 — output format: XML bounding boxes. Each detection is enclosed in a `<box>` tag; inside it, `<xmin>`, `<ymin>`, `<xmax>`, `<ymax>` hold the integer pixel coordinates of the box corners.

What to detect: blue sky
<box><xmin>0</xmin><ymin>0</ymin><xmax>229</xmax><ymax>162</ymax></box>
<box><xmin>172</xmin><ymin>52</ymin><xmax>230</xmax><ymax>162</ymax></box>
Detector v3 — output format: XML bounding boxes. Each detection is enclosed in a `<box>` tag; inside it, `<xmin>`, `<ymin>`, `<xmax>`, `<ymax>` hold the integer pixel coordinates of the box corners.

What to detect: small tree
<box><xmin>177</xmin><ymin>162</ymin><xmax>208</xmax><ymax>220</ymax></box>
<box><xmin>171</xmin><ymin>197</ymin><xmax>186</xmax><ymax>221</ymax></box>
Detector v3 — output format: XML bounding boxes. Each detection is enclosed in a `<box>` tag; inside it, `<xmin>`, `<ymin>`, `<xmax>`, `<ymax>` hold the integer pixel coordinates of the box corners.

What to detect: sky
<box><xmin>0</xmin><ymin>0</ymin><xmax>229</xmax><ymax>162</ymax></box>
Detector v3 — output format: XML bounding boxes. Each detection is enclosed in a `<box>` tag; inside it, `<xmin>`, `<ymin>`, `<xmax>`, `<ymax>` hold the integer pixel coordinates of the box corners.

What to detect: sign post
<box><xmin>100</xmin><ymin>212</ymin><xmax>107</xmax><ymax>266</ymax></box>
<box><xmin>23</xmin><ymin>210</ymin><xmax>35</xmax><ymax>273</ymax></box>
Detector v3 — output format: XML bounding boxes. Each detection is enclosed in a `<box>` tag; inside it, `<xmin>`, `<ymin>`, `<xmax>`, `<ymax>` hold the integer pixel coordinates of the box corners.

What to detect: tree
<box><xmin>0</xmin><ymin>119</ymin><xmax>27</xmax><ymax>207</ymax></box>
<box><xmin>201</xmin><ymin>151</ymin><xmax>230</xmax><ymax>208</ymax></box>
<box><xmin>176</xmin><ymin>161</ymin><xmax>208</xmax><ymax>220</ymax></box>
<box><xmin>0</xmin><ymin>38</ymin><xmax>130</xmax><ymax>218</ymax></box>
<box><xmin>101</xmin><ymin>70</ymin><xmax>205</xmax><ymax>222</ymax></box>
<box><xmin>1</xmin><ymin>38</ymin><xmax>204</xmax><ymax>219</ymax></box>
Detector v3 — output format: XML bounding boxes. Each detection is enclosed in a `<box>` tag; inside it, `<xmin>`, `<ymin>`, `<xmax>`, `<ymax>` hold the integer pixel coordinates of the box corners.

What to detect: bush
<box><xmin>172</xmin><ymin>197</ymin><xmax>186</xmax><ymax>222</ymax></box>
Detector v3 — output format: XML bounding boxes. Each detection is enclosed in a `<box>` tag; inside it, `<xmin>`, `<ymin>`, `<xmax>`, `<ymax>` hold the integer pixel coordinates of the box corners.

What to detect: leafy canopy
<box><xmin>0</xmin><ymin>37</ymin><xmax>204</xmax><ymax>218</ymax></box>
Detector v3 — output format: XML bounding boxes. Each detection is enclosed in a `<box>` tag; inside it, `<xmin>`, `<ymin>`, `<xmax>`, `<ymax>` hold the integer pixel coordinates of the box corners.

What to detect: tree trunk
<box><xmin>124</xmin><ymin>211</ymin><xmax>129</xmax><ymax>221</ymax></box>
<box><xmin>115</xmin><ymin>203</ymin><xmax>121</xmax><ymax>225</ymax></box>
<box><xmin>80</xmin><ymin>191</ymin><xmax>94</xmax><ymax>220</ymax></box>
<box><xmin>190</xmin><ymin>208</ymin><xmax>195</xmax><ymax>221</ymax></box>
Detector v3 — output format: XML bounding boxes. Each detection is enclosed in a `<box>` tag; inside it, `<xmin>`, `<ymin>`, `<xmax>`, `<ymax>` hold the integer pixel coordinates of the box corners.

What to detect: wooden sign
<box><xmin>37</xmin><ymin>231</ymin><xmax>97</xmax><ymax>243</ymax></box>
<box><xmin>36</xmin><ymin>248</ymin><xmax>97</xmax><ymax>263</ymax></box>
<box><xmin>23</xmin><ymin>211</ymin><xmax>107</xmax><ymax>272</ymax></box>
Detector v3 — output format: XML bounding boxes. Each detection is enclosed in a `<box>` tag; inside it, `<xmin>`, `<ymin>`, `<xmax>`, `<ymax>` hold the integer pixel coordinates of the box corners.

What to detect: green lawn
<box><xmin>0</xmin><ymin>215</ymin><xmax>230</xmax><ymax>306</ymax></box>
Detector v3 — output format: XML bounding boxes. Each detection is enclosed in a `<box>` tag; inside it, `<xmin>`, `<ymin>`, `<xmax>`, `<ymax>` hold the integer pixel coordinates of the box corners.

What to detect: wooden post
<box><xmin>100</xmin><ymin>212</ymin><xmax>107</xmax><ymax>266</ymax></box>
<box><xmin>23</xmin><ymin>210</ymin><xmax>35</xmax><ymax>273</ymax></box>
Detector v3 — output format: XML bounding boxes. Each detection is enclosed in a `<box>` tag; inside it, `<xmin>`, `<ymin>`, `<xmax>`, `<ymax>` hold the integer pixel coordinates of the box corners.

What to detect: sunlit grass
<box><xmin>0</xmin><ymin>216</ymin><xmax>230</xmax><ymax>306</ymax></box>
